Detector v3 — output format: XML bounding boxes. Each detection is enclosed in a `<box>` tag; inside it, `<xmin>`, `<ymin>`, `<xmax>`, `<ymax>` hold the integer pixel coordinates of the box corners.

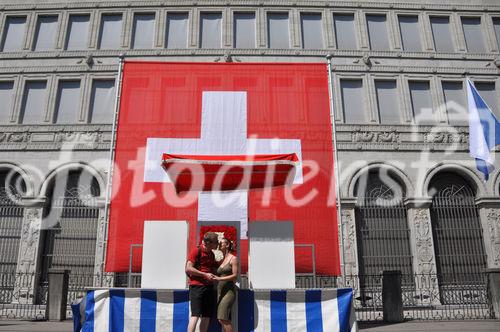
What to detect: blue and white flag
<box><xmin>466</xmin><ymin>79</ymin><xmax>500</xmax><ymax>181</ymax></box>
<box><xmin>74</xmin><ymin>288</ymin><xmax>357</xmax><ymax>332</ymax></box>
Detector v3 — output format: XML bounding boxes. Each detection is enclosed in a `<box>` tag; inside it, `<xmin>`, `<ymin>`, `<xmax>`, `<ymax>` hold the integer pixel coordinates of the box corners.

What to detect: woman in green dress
<box><xmin>214</xmin><ymin>238</ymin><xmax>238</xmax><ymax>332</ymax></box>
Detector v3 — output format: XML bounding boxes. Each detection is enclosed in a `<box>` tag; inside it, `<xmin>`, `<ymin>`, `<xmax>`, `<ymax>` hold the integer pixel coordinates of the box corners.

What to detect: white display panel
<box><xmin>141</xmin><ymin>221</ymin><xmax>188</xmax><ymax>289</ymax></box>
<box><xmin>248</xmin><ymin>222</ymin><xmax>295</xmax><ymax>289</ymax></box>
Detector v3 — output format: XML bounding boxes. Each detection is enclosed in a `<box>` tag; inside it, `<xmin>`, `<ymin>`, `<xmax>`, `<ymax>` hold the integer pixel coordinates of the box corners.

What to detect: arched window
<box><xmin>0</xmin><ymin>170</ymin><xmax>26</xmax><ymax>273</ymax></box>
<box><xmin>354</xmin><ymin>170</ymin><xmax>412</xmax><ymax>275</ymax></box>
<box><xmin>38</xmin><ymin>169</ymin><xmax>100</xmax><ymax>304</ymax></box>
<box><xmin>0</xmin><ymin>170</ymin><xmax>26</xmax><ymax>303</ymax></box>
<box><xmin>429</xmin><ymin>172</ymin><xmax>487</xmax><ymax>304</ymax></box>
<box><xmin>354</xmin><ymin>170</ymin><xmax>413</xmax><ymax>306</ymax></box>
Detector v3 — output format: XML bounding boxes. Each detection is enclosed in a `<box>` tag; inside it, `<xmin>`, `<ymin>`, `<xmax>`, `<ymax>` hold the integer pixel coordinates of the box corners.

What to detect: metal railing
<box><xmin>0</xmin><ymin>272</ymin><xmax>113</xmax><ymax>320</ymax></box>
<box><xmin>0</xmin><ymin>271</ymin><xmax>493</xmax><ymax>321</ymax></box>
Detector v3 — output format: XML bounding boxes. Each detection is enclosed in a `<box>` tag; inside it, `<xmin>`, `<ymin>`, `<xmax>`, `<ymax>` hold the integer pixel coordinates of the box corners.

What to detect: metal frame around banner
<box><xmin>100</xmin><ymin>55</ymin><xmax>126</xmax><ymax>285</ymax></box>
<box><xmin>326</xmin><ymin>55</ymin><xmax>346</xmax><ymax>275</ymax></box>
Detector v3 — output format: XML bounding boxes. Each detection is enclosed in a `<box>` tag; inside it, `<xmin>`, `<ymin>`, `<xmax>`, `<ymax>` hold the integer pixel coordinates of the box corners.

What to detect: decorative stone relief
<box><xmin>0</xmin><ymin>132</ymin><xmax>31</xmax><ymax>143</ymax></box>
<box><xmin>12</xmin><ymin>207</ymin><xmax>43</xmax><ymax>304</ymax></box>
<box><xmin>424</xmin><ymin>131</ymin><xmax>468</xmax><ymax>144</ymax></box>
<box><xmin>413</xmin><ymin>209</ymin><xmax>436</xmax><ymax>274</ymax></box>
<box><xmin>0</xmin><ymin>125</ymin><xmax>109</xmax><ymax>150</ymax></box>
<box><xmin>486</xmin><ymin>209</ymin><xmax>500</xmax><ymax>267</ymax></box>
<box><xmin>17</xmin><ymin>208</ymin><xmax>42</xmax><ymax>274</ymax></box>
<box><xmin>336</xmin><ymin>124</ymin><xmax>474</xmax><ymax>151</ymax></box>
<box><xmin>93</xmin><ymin>209</ymin><xmax>113</xmax><ymax>287</ymax></box>
<box><xmin>341</xmin><ymin>209</ymin><xmax>358</xmax><ymax>276</ymax></box>
<box><xmin>352</xmin><ymin>129</ymin><xmax>399</xmax><ymax>143</ymax></box>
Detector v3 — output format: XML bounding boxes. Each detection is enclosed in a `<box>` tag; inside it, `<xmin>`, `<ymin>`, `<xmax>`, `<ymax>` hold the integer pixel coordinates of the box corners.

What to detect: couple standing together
<box><xmin>185</xmin><ymin>232</ymin><xmax>238</xmax><ymax>332</ymax></box>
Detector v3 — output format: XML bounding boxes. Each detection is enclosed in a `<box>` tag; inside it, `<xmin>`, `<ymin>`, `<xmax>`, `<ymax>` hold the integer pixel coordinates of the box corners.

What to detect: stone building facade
<box><xmin>0</xmin><ymin>0</ymin><xmax>499</xmax><ymax>309</ymax></box>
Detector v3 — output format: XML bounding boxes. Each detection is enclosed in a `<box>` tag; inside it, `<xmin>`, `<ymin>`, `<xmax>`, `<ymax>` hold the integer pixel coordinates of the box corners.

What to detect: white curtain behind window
<box><xmin>199</xmin><ymin>13</ymin><xmax>222</xmax><ymax>48</ymax></box>
<box><xmin>234</xmin><ymin>13</ymin><xmax>255</xmax><ymax>48</ymax></box>
<box><xmin>0</xmin><ymin>82</ymin><xmax>14</xmax><ymax>124</ymax></box>
<box><xmin>1</xmin><ymin>17</ymin><xmax>27</xmax><ymax>52</ymax></box>
<box><xmin>20</xmin><ymin>81</ymin><xmax>47</xmax><ymax>124</ymax></box>
<box><xmin>301</xmin><ymin>13</ymin><xmax>323</xmax><ymax>49</ymax></box>
<box><xmin>132</xmin><ymin>14</ymin><xmax>155</xmax><ymax>49</ymax></box>
<box><xmin>98</xmin><ymin>14</ymin><xmax>123</xmax><ymax>49</ymax></box>
<box><xmin>33</xmin><ymin>16</ymin><xmax>58</xmax><ymax>51</ymax></box>
<box><xmin>267</xmin><ymin>13</ymin><xmax>290</xmax><ymax>49</ymax></box>
<box><xmin>55</xmin><ymin>81</ymin><xmax>81</xmax><ymax>124</ymax></box>
<box><xmin>65</xmin><ymin>15</ymin><xmax>90</xmax><ymax>50</ymax></box>
<box><xmin>89</xmin><ymin>80</ymin><xmax>115</xmax><ymax>123</ymax></box>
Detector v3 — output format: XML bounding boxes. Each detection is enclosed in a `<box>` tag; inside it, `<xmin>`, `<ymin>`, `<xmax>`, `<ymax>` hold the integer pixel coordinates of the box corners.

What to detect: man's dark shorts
<box><xmin>189</xmin><ymin>285</ymin><xmax>216</xmax><ymax>317</ymax></box>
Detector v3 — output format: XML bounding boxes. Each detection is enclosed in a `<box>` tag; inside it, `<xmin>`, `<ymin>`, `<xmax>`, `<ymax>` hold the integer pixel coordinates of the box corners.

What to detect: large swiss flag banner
<box><xmin>106</xmin><ymin>62</ymin><xmax>340</xmax><ymax>275</ymax></box>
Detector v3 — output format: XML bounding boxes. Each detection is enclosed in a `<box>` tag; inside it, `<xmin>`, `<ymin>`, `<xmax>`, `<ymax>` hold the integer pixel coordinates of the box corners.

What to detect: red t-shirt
<box><xmin>187</xmin><ymin>246</ymin><xmax>218</xmax><ymax>286</ymax></box>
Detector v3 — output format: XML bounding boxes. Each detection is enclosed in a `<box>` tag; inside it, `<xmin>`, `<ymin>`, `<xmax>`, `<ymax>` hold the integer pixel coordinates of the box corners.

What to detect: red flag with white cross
<box><xmin>105</xmin><ymin>62</ymin><xmax>340</xmax><ymax>275</ymax></box>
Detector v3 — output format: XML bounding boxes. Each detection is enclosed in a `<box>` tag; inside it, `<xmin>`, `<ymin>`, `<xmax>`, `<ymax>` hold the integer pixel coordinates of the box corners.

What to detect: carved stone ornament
<box><xmin>424</xmin><ymin>131</ymin><xmax>468</xmax><ymax>144</ymax></box>
<box><xmin>56</xmin><ymin>131</ymin><xmax>99</xmax><ymax>143</ymax></box>
<box><xmin>486</xmin><ymin>209</ymin><xmax>500</xmax><ymax>266</ymax></box>
<box><xmin>352</xmin><ymin>129</ymin><xmax>399</xmax><ymax>143</ymax></box>
<box><xmin>413</xmin><ymin>209</ymin><xmax>436</xmax><ymax>273</ymax></box>
<box><xmin>17</xmin><ymin>208</ymin><xmax>42</xmax><ymax>274</ymax></box>
<box><xmin>341</xmin><ymin>209</ymin><xmax>358</xmax><ymax>275</ymax></box>
<box><xmin>0</xmin><ymin>132</ymin><xmax>30</xmax><ymax>143</ymax></box>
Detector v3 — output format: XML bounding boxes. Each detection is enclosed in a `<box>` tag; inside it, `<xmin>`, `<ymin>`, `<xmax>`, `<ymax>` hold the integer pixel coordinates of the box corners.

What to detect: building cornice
<box><xmin>1</xmin><ymin>1</ymin><xmax>500</xmax><ymax>12</ymax></box>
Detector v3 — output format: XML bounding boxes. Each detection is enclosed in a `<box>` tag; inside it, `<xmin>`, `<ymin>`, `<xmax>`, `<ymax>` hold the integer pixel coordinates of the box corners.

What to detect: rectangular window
<box><xmin>65</xmin><ymin>15</ymin><xmax>90</xmax><ymax>50</ymax></box>
<box><xmin>233</xmin><ymin>12</ymin><xmax>256</xmax><ymax>48</ymax></box>
<box><xmin>54</xmin><ymin>81</ymin><xmax>81</xmax><ymax>124</ymax></box>
<box><xmin>89</xmin><ymin>80</ymin><xmax>115</xmax><ymax>123</ymax></box>
<box><xmin>398</xmin><ymin>16</ymin><xmax>422</xmax><ymax>52</ymax></box>
<box><xmin>340</xmin><ymin>79</ymin><xmax>367</xmax><ymax>123</ymax></box>
<box><xmin>430</xmin><ymin>16</ymin><xmax>454</xmax><ymax>52</ymax></box>
<box><xmin>366</xmin><ymin>14</ymin><xmax>390</xmax><ymax>51</ymax></box>
<box><xmin>409</xmin><ymin>81</ymin><xmax>435</xmax><ymax>124</ymax></box>
<box><xmin>0</xmin><ymin>82</ymin><xmax>14</xmax><ymax>124</ymax></box>
<box><xmin>199</xmin><ymin>12</ymin><xmax>222</xmax><ymax>48</ymax></box>
<box><xmin>165</xmin><ymin>13</ymin><xmax>188</xmax><ymax>48</ymax></box>
<box><xmin>494</xmin><ymin>18</ymin><xmax>500</xmax><ymax>49</ymax></box>
<box><xmin>461</xmin><ymin>17</ymin><xmax>486</xmax><ymax>52</ymax></box>
<box><xmin>267</xmin><ymin>13</ymin><xmax>290</xmax><ymax>49</ymax></box>
<box><xmin>333</xmin><ymin>14</ymin><xmax>357</xmax><ymax>50</ymax></box>
<box><xmin>33</xmin><ymin>15</ymin><xmax>58</xmax><ymax>51</ymax></box>
<box><xmin>98</xmin><ymin>14</ymin><xmax>123</xmax><ymax>49</ymax></box>
<box><xmin>475</xmin><ymin>82</ymin><xmax>499</xmax><ymax>119</ymax></box>
<box><xmin>20</xmin><ymin>81</ymin><xmax>47</xmax><ymax>124</ymax></box>
<box><xmin>1</xmin><ymin>16</ymin><xmax>27</xmax><ymax>52</ymax></box>
<box><xmin>131</xmin><ymin>13</ymin><xmax>155</xmax><ymax>49</ymax></box>
<box><xmin>375</xmin><ymin>81</ymin><xmax>401</xmax><ymax>124</ymax></box>
<box><xmin>300</xmin><ymin>13</ymin><xmax>323</xmax><ymax>49</ymax></box>
<box><xmin>442</xmin><ymin>82</ymin><xmax>466</xmax><ymax>125</ymax></box>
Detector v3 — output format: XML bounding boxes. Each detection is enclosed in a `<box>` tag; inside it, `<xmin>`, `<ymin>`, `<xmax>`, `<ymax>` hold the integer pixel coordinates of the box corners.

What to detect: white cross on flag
<box><xmin>106</xmin><ymin>62</ymin><xmax>340</xmax><ymax>275</ymax></box>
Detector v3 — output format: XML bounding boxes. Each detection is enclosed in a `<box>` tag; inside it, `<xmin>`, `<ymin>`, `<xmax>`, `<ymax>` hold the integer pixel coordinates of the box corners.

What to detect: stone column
<box><xmin>405</xmin><ymin>198</ymin><xmax>440</xmax><ymax>305</ymax></box>
<box><xmin>485</xmin><ymin>268</ymin><xmax>500</xmax><ymax>319</ymax></box>
<box><xmin>13</xmin><ymin>198</ymin><xmax>45</xmax><ymax>304</ymax></box>
<box><xmin>93</xmin><ymin>199</ymin><xmax>113</xmax><ymax>287</ymax></box>
<box><xmin>476</xmin><ymin>198</ymin><xmax>500</xmax><ymax>270</ymax></box>
<box><xmin>339</xmin><ymin>199</ymin><xmax>359</xmax><ymax>276</ymax></box>
<box><xmin>475</xmin><ymin>198</ymin><xmax>500</xmax><ymax>319</ymax></box>
<box><xmin>338</xmin><ymin>199</ymin><xmax>360</xmax><ymax>298</ymax></box>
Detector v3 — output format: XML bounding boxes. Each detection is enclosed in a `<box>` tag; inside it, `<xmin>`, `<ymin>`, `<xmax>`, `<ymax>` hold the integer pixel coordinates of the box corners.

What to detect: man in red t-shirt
<box><xmin>185</xmin><ymin>232</ymin><xmax>219</xmax><ymax>332</ymax></box>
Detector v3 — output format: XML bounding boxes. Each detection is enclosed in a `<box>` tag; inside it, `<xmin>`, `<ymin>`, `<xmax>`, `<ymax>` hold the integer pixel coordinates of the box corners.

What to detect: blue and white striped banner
<box><xmin>74</xmin><ymin>288</ymin><xmax>357</xmax><ymax>332</ymax></box>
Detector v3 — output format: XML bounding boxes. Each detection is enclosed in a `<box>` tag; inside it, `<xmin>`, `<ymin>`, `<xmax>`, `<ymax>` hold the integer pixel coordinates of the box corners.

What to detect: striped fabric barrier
<box><xmin>74</xmin><ymin>288</ymin><xmax>357</xmax><ymax>332</ymax></box>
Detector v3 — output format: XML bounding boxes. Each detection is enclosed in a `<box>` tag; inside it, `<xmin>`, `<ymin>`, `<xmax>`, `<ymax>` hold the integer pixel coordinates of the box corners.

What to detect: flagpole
<box><xmin>100</xmin><ymin>54</ymin><xmax>125</xmax><ymax>286</ymax></box>
<box><xmin>326</xmin><ymin>54</ymin><xmax>346</xmax><ymax>276</ymax></box>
